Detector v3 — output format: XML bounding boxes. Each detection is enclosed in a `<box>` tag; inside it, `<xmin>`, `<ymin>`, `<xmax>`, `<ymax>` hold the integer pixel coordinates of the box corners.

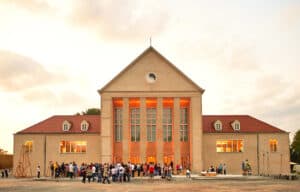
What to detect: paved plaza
<box><xmin>0</xmin><ymin>176</ymin><xmax>299</xmax><ymax>192</ymax></box>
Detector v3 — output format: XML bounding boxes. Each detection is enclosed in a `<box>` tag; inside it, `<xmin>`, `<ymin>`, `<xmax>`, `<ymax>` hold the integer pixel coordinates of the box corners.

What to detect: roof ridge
<box><xmin>247</xmin><ymin>115</ymin><xmax>287</xmax><ymax>133</ymax></box>
<box><xmin>15</xmin><ymin>115</ymin><xmax>56</xmax><ymax>134</ymax></box>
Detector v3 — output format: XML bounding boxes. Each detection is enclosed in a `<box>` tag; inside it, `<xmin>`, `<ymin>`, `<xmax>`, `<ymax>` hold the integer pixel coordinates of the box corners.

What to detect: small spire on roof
<box><xmin>150</xmin><ymin>37</ymin><xmax>152</xmax><ymax>47</ymax></box>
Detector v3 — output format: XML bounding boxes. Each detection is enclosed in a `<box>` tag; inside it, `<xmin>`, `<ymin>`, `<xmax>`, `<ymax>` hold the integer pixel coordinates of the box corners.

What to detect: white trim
<box><xmin>231</xmin><ymin>120</ymin><xmax>241</xmax><ymax>131</ymax></box>
<box><xmin>214</xmin><ymin>120</ymin><xmax>222</xmax><ymax>131</ymax></box>
<box><xmin>146</xmin><ymin>72</ymin><xmax>157</xmax><ymax>83</ymax></box>
<box><xmin>80</xmin><ymin>120</ymin><xmax>89</xmax><ymax>132</ymax></box>
<box><xmin>62</xmin><ymin>120</ymin><xmax>71</xmax><ymax>132</ymax></box>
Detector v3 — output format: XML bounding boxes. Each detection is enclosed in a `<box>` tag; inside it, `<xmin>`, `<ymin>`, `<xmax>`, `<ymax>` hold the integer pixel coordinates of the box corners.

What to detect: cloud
<box><xmin>68</xmin><ymin>0</ymin><xmax>170</xmax><ymax>41</ymax></box>
<box><xmin>0</xmin><ymin>50</ymin><xmax>65</xmax><ymax>91</ymax></box>
<box><xmin>279</xmin><ymin>3</ymin><xmax>300</xmax><ymax>31</ymax></box>
<box><xmin>21</xmin><ymin>88</ymin><xmax>86</xmax><ymax>108</ymax></box>
<box><xmin>1</xmin><ymin>0</ymin><xmax>53</xmax><ymax>13</ymax></box>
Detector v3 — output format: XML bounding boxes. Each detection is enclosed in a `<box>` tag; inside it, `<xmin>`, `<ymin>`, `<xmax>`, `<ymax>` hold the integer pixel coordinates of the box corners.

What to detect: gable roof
<box><xmin>16</xmin><ymin>114</ymin><xmax>286</xmax><ymax>134</ymax></box>
<box><xmin>16</xmin><ymin>115</ymin><xmax>100</xmax><ymax>134</ymax></box>
<box><xmin>98</xmin><ymin>46</ymin><xmax>205</xmax><ymax>93</ymax></box>
<box><xmin>203</xmin><ymin>115</ymin><xmax>287</xmax><ymax>133</ymax></box>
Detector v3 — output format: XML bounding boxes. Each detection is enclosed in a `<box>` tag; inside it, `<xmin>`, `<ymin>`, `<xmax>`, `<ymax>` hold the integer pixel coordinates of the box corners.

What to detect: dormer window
<box><xmin>231</xmin><ymin>120</ymin><xmax>240</xmax><ymax>131</ymax></box>
<box><xmin>62</xmin><ymin>120</ymin><xmax>71</xmax><ymax>132</ymax></box>
<box><xmin>214</xmin><ymin>120</ymin><xmax>222</xmax><ymax>131</ymax></box>
<box><xmin>81</xmin><ymin>120</ymin><xmax>89</xmax><ymax>132</ymax></box>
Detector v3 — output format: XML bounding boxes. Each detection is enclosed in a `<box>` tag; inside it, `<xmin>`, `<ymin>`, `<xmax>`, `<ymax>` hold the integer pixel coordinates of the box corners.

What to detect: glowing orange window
<box><xmin>113</xmin><ymin>98</ymin><xmax>123</xmax><ymax>107</ymax></box>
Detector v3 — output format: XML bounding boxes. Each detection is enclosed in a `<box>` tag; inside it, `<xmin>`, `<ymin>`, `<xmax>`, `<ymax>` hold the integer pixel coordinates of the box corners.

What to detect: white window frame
<box><xmin>62</xmin><ymin>120</ymin><xmax>71</xmax><ymax>131</ymax></box>
<box><xmin>214</xmin><ymin>120</ymin><xmax>222</xmax><ymax>131</ymax></box>
<box><xmin>231</xmin><ymin>120</ymin><xmax>241</xmax><ymax>131</ymax></box>
<box><xmin>80</xmin><ymin>120</ymin><xmax>89</xmax><ymax>132</ymax></box>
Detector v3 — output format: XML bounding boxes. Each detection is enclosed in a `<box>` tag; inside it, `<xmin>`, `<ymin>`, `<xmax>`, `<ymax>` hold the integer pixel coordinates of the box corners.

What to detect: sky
<box><xmin>0</xmin><ymin>0</ymin><xmax>299</xmax><ymax>154</ymax></box>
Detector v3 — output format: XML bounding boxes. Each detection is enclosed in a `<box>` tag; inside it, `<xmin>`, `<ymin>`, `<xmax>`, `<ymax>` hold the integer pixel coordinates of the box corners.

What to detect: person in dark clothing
<box><xmin>4</xmin><ymin>169</ymin><xmax>8</xmax><ymax>178</ymax></box>
<box><xmin>81</xmin><ymin>164</ymin><xmax>87</xmax><ymax>183</ymax></box>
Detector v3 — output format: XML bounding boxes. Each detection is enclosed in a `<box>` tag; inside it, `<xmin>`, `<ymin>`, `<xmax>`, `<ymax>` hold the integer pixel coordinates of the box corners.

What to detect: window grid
<box><xmin>216</xmin><ymin>140</ymin><xmax>244</xmax><ymax>152</ymax></box>
<box><xmin>147</xmin><ymin>108</ymin><xmax>156</xmax><ymax>142</ymax></box>
<box><xmin>130</xmin><ymin>108</ymin><xmax>140</xmax><ymax>142</ymax></box>
<box><xmin>180</xmin><ymin>108</ymin><xmax>188</xmax><ymax>141</ymax></box>
<box><xmin>114</xmin><ymin>108</ymin><xmax>123</xmax><ymax>142</ymax></box>
<box><xmin>60</xmin><ymin>141</ymin><xmax>87</xmax><ymax>153</ymax></box>
<box><xmin>269</xmin><ymin>139</ymin><xmax>278</xmax><ymax>152</ymax></box>
<box><xmin>163</xmin><ymin>108</ymin><xmax>172</xmax><ymax>142</ymax></box>
<box><xmin>24</xmin><ymin>141</ymin><xmax>33</xmax><ymax>153</ymax></box>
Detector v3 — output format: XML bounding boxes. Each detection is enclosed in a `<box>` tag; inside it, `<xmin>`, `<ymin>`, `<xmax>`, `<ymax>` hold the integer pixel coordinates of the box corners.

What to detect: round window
<box><xmin>146</xmin><ymin>73</ymin><xmax>157</xmax><ymax>83</ymax></box>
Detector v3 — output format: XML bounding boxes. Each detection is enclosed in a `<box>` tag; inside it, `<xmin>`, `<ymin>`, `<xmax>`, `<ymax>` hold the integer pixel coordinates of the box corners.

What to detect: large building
<box><xmin>14</xmin><ymin>47</ymin><xmax>290</xmax><ymax>176</ymax></box>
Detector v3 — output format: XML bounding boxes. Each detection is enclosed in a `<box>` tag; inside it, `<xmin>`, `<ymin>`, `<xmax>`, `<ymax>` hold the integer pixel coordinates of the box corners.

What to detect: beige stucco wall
<box><xmin>203</xmin><ymin>133</ymin><xmax>290</xmax><ymax>175</ymax></box>
<box><xmin>14</xmin><ymin>134</ymin><xmax>45</xmax><ymax>177</ymax></box>
<box><xmin>102</xmin><ymin>50</ymin><xmax>200</xmax><ymax>92</ymax></box>
<box><xmin>258</xmin><ymin>133</ymin><xmax>290</xmax><ymax>175</ymax></box>
<box><xmin>14</xmin><ymin>134</ymin><xmax>101</xmax><ymax>177</ymax></box>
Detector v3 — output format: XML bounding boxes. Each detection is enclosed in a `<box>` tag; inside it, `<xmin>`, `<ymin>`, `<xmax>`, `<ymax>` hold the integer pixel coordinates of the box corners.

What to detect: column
<box><xmin>157</xmin><ymin>97</ymin><xmax>163</xmax><ymax>165</ymax></box>
<box><xmin>174</xmin><ymin>98</ymin><xmax>180</xmax><ymax>166</ymax></box>
<box><xmin>122</xmin><ymin>98</ymin><xmax>129</xmax><ymax>163</ymax></box>
<box><xmin>190</xmin><ymin>96</ymin><xmax>203</xmax><ymax>172</ymax></box>
<box><xmin>100</xmin><ymin>96</ymin><xmax>113</xmax><ymax>163</ymax></box>
<box><xmin>140</xmin><ymin>98</ymin><xmax>147</xmax><ymax>163</ymax></box>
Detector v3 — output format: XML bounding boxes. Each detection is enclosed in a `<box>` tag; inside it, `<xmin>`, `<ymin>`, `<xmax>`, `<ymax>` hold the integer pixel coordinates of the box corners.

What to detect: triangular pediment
<box><xmin>99</xmin><ymin>47</ymin><xmax>204</xmax><ymax>93</ymax></box>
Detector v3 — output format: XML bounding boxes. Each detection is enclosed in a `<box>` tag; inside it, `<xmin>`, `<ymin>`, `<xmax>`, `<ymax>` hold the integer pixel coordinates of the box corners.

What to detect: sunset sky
<box><xmin>0</xmin><ymin>0</ymin><xmax>299</xmax><ymax>154</ymax></box>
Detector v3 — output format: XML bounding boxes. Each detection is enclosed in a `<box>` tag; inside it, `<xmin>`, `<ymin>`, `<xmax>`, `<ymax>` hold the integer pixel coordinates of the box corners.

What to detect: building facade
<box><xmin>13</xmin><ymin>47</ymin><xmax>290</xmax><ymax>176</ymax></box>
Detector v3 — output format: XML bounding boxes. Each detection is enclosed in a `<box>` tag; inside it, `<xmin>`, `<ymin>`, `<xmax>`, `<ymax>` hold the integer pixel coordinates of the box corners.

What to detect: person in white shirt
<box><xmin>69</xmin><ymin>163</ymin><xmax>74</xmax><ymax>179</ymax></box>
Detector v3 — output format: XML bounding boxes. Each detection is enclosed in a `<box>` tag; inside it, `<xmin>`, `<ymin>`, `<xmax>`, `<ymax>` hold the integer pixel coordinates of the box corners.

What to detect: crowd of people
<box><xmin>48</xmin><ymin>161</ymin><xmax>188</xmax><ymax>183</ymax></box>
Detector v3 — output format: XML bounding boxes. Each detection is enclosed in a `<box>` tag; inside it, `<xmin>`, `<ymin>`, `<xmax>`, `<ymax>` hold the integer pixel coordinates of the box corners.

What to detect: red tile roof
<box><xmin>203</xmin><ymin>115</ymin><xmax>287</xmax><ymax>133</ymax></box>
<box><xmin>16</xmin><ymin>115</ymin><xmax>100</xmax><ymax>134</ymax></box>
<box><xmin>16</xmin><ymin>114</ymin><xmax>286</xmax><ymax>134</ymax></box>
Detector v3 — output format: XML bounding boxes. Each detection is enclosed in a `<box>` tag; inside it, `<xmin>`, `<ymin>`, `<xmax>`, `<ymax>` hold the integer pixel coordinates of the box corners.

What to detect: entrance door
<box><xmin>147</xmin><ymin>156</ymin><xmax>156</xmax><ymax>164</ymax></box>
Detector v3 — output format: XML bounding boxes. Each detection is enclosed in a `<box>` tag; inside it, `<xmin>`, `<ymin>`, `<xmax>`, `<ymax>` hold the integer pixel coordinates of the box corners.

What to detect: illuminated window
<box><xmin>163</xmin><ymin>108</ymin><xmax>173</xmax><ymax>142</ymax></box>
<box><xmin>130</xmin><ymin>98</ymin><xmax>140</xmax><ymax>142</ymax></box>
<box><xmin>62</xmin><ymin>120</ymin><xmax>71</xmax><ymax>131</ymax></box>
<box><xmin>180</xmin><ymin>108</ymin><xmax>188</xmax><ymax>141</ymax></box>
<box><xmin>269</xmin><ymin>139</ymin><xmax>278</xmax><ymax>152</ymax></box>
<box><xmin>60</xmin><ymin>141</ymin><xmax>87</xmax><ymax>153</ymax></box>
<box><xmin>163</xmin><ymin>98</ymin><xmax>173</xmax><ymax>142</ymax></box>
<box><xmin>147</xmin><ymin>108</ymin><xmax>156</xmax><ymax>142</ymax></box>
<box><xmin>130</xmin><ymin>108</ymin><xmax>140</xmax><ymax>142</ymax></box>
<box><xmin>114</xmin><ymin>108</ymin><xmax>123</xmax><ymax>142</ymax></box>
<box><xmin>113</xmin><ymin>98</ymin><xmax>123</xmax><ymax>142</ymax></box>
<box><xmin>130</xmin><ymin>156</ymin><xmax>140</xmax><ymax>164</ymax></box>
<box><xmin>24</xmin><ymin>141</ymin><xmax>33</xmax><ymax>152</ymax></box>
<box><xmin>216</xmin><ymin>140</ymin><xmax>243</xmax><ymax>152</ymax></box>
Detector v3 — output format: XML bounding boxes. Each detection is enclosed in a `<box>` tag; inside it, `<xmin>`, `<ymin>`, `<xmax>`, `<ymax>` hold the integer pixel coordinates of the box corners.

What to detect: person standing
<box><xmin>4</xmin><ymin>169</ymin><xmax>8</xmax><ymax>178</ymax></box>
<box><xmin>81</xmin><ymin>163</ymin><xmax>87</xmax><ymax>183</ymax></box>
<box><xmin>69</xmin><ymin>162</ymin><xmax>74</xmax><ymax>179</ymax></box>
<box><xmin>223</xmin><ymin>164</ymin><xmax>227</xmax><ymax>175</ymax></box>
<box><xmin>149</xmin><ymin>163</ymin><xmax>154</xmax><ymax>179</ymax></box>
<box><xmin>102</xmin><ymin>163</ymin><xmax>110</xmax><ymax>184</ymax></box>
<box><xmin>186</xmin><ymin>168</ymin><xmax>191</xmax><ymax>178</ymax></box>
<box><xmin>37</xmin><ymin>165</ymin><xmax>41</xmax><ymax>178</ymax></box>
<box><xmin>1</xmin><ymin>169</ymin><xmax>4</xmax><ymax>178</ymax></box>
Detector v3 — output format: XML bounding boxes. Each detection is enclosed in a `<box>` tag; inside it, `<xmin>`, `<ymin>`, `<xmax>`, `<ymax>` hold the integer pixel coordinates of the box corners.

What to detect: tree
<box><xmin>76</xmin><ymin>108</ymin><xmax>101</xmax><ymax>115</ymax></box>
<box><xmin>291</xmin><ymin>130</ymin><xmax>300</xmax><ymax>163</ymax></box>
